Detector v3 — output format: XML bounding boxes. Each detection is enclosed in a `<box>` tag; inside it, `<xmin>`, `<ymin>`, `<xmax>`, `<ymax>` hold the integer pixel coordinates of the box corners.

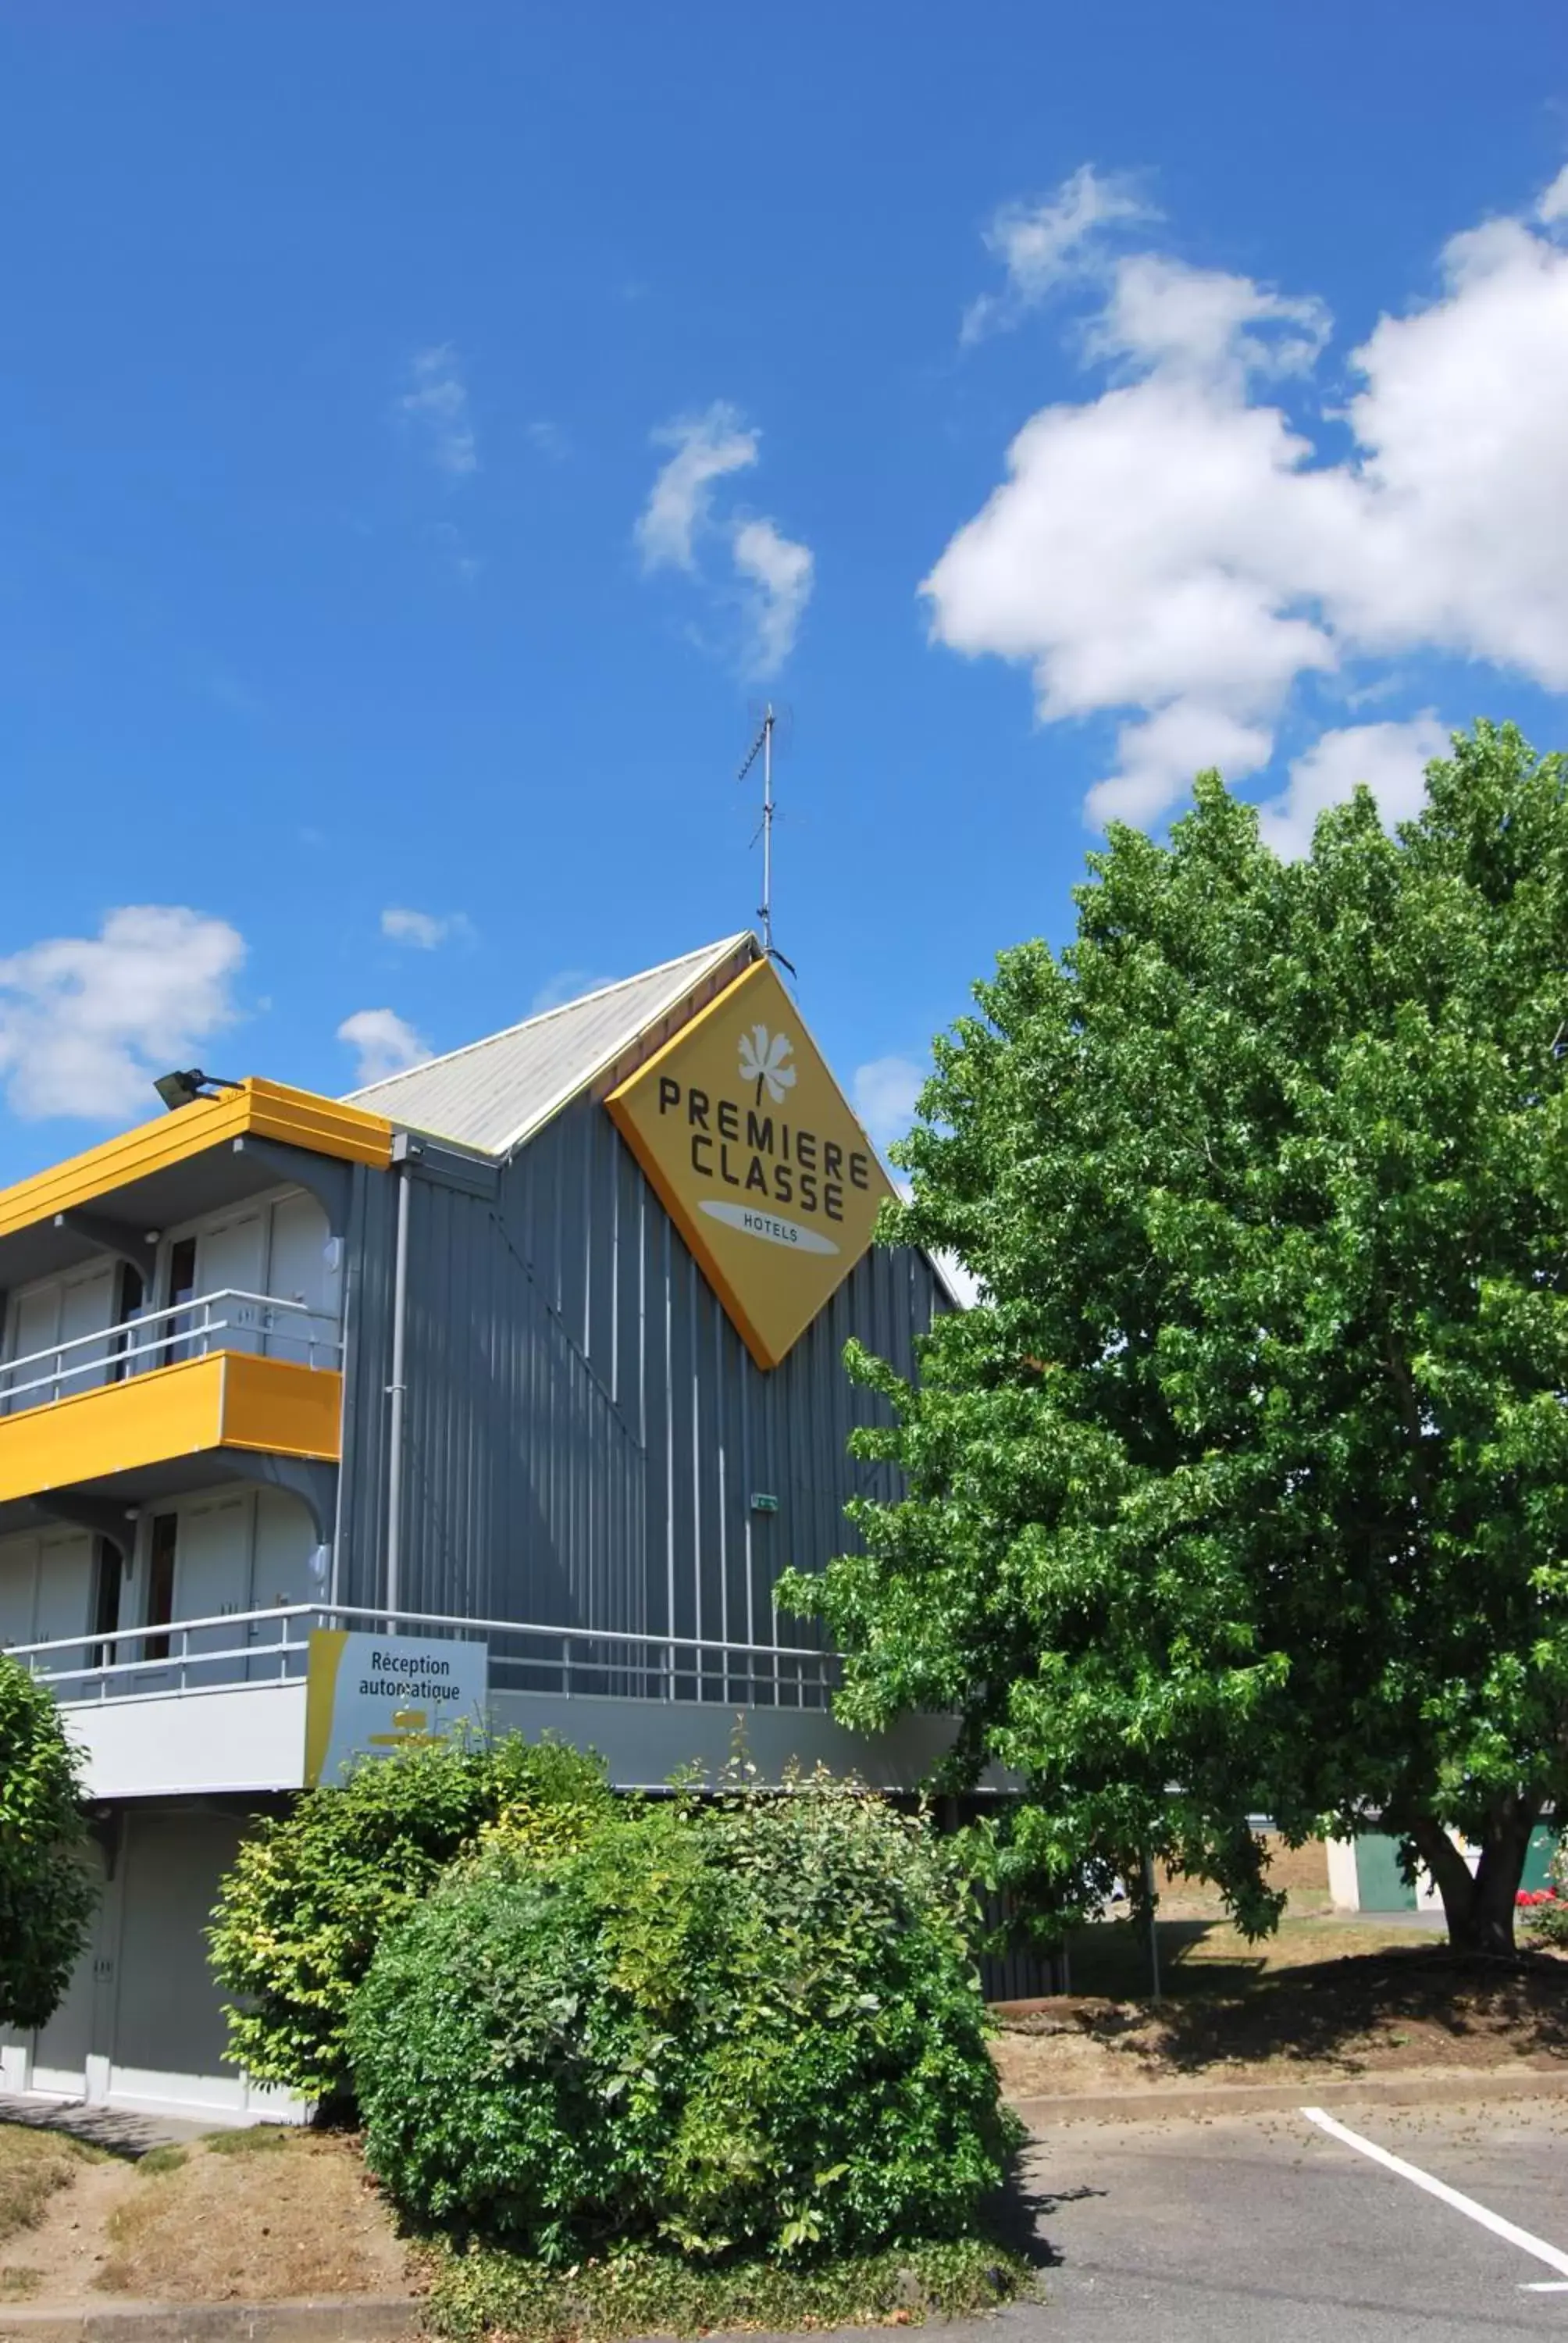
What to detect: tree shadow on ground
<box><xmin>1074</xmin><ymin>1917</ymin><xmax>1268</xmax><ymax>2001</ymax></box>
<box><xmin>0</xmin><ymin>2095</ymin><xmax>171</xmax><ymax>2160</ymax></box>
<box><xmin>1003</xmin><ymin>1943</ymin><xmax>1568</xmax><ymax>2077</ymax></box>
<box><xmin>985</xmin><ymin>2156</ymin><xmax>1110</xmax><ymax>2273</ymax></box>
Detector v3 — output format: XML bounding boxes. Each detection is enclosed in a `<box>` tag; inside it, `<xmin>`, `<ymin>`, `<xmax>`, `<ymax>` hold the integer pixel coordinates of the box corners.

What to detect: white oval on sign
<box><xmin>699</xmin><ymin>1199</ymin><xmax>840</xmax><ymax>1256</ymax></box>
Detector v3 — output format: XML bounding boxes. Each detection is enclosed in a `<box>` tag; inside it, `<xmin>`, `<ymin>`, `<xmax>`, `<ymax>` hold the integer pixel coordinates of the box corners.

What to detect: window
<box><xmin>91</xmin><ymin>1538</ymin><xmax>122</xmax><ymax>1668</ymax></box>
<box><xmin>144</xmin><ymin>1514</ymin><xmax>177</xmax><ymax>1662</ymax></box>
<box><xmin>107</xmin><ymin>1263</ymin><xmax>144</xmax><ymax>1385</ymax></box>
<box><xmin>163</xmin><ymin>1239</ymin><xmax>198</xmax><ymax>1364</ymax></box>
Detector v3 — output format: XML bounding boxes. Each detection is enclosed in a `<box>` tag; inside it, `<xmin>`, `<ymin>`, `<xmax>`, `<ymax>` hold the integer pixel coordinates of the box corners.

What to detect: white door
<box><xmin>248</xmin><ymin>1489</ymin><xmax>321</xmax><ymax>1671</ymax></box>
<box><xmin>34</xmin><ymin>1531</ymin><xmax>94</xmax><ymax>1686</ymax></box>
<box><xmin>109</xmin><ymin>1811</ymin><xmax>246</xmax><ymax>2113</ymax></box>
<box><xmin>30</xmin><ymin>1840</ymin><xmax>106</xmax><ymax>2099</ymax></box>
<box><xmin>265</xmin><ymin>1194</ymin><xmax>339</xmax><ymax>1368</ymax></box>
<box><xmin>0</xmin><ymin>1532</ymin><xmax>39</xmax><ymax>1647</ymax></box>
<box><xmin>5</xmin><ymin>1282</ymin><xmax>62</xmax><ymax>1410</ymax></box>
<box><xmin>59</xmin><ymin>1265</ymin><xmax>116</xmax><ymax>1397</ymax></box>
<box><xmin>173</xmin><ymin>1493</ymin><xmax>251</xmax><ymax>1665</ymax></box>
<box><xmin>193</xmin><ymin>1214</ymin><xmax>267</xmax><ymax>1353</ymax></box>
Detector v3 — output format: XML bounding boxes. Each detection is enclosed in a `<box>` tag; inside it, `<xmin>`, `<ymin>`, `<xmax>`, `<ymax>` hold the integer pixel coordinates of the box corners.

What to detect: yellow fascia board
<box><xmin>0</xmin><ymin>1079</ymin><xmax>393</xmax><ymax>1246</ymax></box>
<box><xmin>0</xmin><ymin>1353</ymin><xmax>344</xmax><ymax>1506</ymax></box>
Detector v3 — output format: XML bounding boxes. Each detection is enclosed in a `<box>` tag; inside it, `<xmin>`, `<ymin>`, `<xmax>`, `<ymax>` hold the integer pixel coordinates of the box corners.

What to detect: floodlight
<box><xmin>152</xmin><ymin>1068</ymin><xmax>241</xmax><ymax>1112</ymax></box>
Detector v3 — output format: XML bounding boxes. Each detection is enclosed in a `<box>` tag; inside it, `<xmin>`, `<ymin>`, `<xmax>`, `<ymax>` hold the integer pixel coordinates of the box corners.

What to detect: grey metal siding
<box><xmin>337</xmin><ymin>1094</ymin><xmax>943</xmax><ymax>1693</ymax></box>
<box><xmin>334</xmin><ymin>1159</ymin><xmax>394</xmax><ymax>1614</ymax></box>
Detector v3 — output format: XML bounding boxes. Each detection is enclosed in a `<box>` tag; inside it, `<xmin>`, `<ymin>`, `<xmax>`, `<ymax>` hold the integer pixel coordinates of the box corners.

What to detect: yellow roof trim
<box><xmin>0</xmin><ymin>1078</ymin><xmax>394</xmax><ymax>1245</ymax></box>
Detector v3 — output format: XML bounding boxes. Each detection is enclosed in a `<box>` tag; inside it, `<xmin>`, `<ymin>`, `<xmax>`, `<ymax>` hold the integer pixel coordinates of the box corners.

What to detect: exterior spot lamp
<box><xmin>152</xmin><ymin>1068</ymin><xmax>242</xmax><ymax>1112</ymax></box>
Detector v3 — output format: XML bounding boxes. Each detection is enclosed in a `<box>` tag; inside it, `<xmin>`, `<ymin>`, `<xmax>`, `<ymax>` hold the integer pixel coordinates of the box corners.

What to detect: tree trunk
<box><xmin>1406</xmin><ymin>1796</ymin><xmax>1537</xmax><ymax>1956</ymax></box>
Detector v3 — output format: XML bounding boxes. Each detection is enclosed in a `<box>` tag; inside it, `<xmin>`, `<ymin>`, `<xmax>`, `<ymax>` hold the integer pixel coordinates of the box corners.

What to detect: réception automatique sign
<box><xmin>303</xmin><ymin>1630</ymin><xmax>490</xmax><ymax>1787</ymax></box>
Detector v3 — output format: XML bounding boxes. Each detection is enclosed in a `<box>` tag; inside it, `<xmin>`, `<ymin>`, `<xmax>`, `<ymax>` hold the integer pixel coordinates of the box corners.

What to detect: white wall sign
<box><xmin>304</xmin><ymin>1630</ymin><xmax>489</xmax><ymax>1787</ymax></box>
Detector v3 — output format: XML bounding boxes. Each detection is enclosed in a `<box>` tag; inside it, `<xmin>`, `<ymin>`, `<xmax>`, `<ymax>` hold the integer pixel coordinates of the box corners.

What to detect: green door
<box><xmin>1354</xmin><ymin>1834</ymin><xmax>1417</xmax><ymax>1911</ymax></box>
<box><xmin>1522</xmin><ymin>1824</ymin><xmax>1559</xmax><ymax>1893</ymax></box>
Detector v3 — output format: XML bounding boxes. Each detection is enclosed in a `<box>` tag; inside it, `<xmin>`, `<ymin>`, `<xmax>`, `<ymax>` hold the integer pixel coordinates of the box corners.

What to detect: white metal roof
<box><xmin>345</xmin><ymin>933</ymin><xmax>758</xmax><ymax>1156</ymax></box>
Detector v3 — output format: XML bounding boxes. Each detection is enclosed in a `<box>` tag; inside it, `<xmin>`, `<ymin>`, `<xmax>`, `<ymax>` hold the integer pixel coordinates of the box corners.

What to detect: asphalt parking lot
<box><xmin>985</xmin><ymin>2097</ymin><xmax>1568</xmax><ymax>2340</ymax></box>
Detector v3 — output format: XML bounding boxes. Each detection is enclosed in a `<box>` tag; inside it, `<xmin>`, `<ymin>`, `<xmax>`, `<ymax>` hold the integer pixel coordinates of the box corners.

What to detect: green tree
<box><xmin>0</xmin><ymin>1654</ymin><xmax>94</xmax><ymax>2028</ymax></box>
<box><xmin>782</xmin><ymin>723</ymin><xmax>1568</xmax><ymax>1956</ymax></box>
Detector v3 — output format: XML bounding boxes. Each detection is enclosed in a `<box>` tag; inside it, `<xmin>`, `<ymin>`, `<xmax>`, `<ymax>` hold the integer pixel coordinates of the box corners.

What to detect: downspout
<box><xmin>386</xmin><ymin>1134</ymin><xmax>415</xmax><ymax>1632</ymax></box>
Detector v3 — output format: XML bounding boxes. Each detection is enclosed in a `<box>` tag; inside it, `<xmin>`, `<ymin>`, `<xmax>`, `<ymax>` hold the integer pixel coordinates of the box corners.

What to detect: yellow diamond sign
<box><xmin>607</xmin><ymin>958</ymin><xmax>894</xmax><ymax>1369</ymax></box>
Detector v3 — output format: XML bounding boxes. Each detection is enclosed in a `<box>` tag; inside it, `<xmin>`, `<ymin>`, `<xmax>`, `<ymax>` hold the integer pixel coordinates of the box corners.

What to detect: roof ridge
<box><xmin>344</xmin><ymin>932</ymin><xmax>755</xmax><ymax>1101</ymax></box>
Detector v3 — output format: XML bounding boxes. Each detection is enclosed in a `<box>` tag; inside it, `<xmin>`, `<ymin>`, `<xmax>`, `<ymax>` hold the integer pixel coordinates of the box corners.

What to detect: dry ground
<box><xmin>992</xmin><ymin>1937</ymin><xmax>1568</xmax><ymax>2097</ymax></box>
<box><xmin>0</xmin><ymin>2124</ymin><xmax>100</xmax><ymax>2251</ymax></box>
<box><xmin>0</xmin><ymin>2125</ymin><xmax>409</xmax><ymax>2309</ymax></box>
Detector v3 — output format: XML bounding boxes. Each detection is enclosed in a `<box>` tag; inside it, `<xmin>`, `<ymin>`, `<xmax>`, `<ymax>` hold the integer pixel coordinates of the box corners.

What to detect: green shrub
<box><xmin>0</xmin><ymin>1654</ymin><xmax>94</xmax><ymax>2032</ymax></box>
<box><xmin>425</xmin><ymin>2233</ymin><xmax>1032</xmax><ymax>2340</ymax></box>
<box><xmin>208</xmin><ymin>1732</ymin><xmax>610</xmax><ymax>2099</ymax></box>
<box><xmin>348</xmin><ymin>1774</ymin><xmax>1021</xmax><ymax>2264</ymax></box>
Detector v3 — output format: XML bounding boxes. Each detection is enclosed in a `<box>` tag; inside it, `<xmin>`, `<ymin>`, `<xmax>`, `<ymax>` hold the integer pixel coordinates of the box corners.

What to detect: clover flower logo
<box><xmin>739</xmin><ymin>1023</ymin><xmax>796</xmax><ymax>1107</ymax></box>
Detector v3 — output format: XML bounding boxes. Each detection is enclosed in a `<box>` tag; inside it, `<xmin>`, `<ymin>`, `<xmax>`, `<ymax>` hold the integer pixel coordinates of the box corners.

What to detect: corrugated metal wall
<box><xmin>338</xmin><ymin>1095</ymin><xmax>943</xmax><ymax>1692</ymax></box>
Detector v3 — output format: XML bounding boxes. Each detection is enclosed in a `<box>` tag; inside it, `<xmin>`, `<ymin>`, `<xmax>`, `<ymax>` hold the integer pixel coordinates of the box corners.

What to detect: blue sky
<box><xmin>2</xmin><ymin>2</ymin><xmax>1566</xmax><ymax>1182</ymax></box>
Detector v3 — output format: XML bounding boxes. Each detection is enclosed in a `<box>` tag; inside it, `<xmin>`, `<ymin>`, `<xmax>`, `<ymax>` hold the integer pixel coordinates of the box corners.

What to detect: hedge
<box><xmin>348</xmin><ymin>1774</ymin><xmax>1020</xmax><ymax>2262</ymax></box>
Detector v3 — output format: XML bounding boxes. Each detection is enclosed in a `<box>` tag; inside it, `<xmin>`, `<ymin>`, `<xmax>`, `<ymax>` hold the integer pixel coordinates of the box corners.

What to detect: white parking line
<box><xmin>1302</xmin><ymin>2106</ymin><xmax>1568</xmax><ymax>2286</ymax></box>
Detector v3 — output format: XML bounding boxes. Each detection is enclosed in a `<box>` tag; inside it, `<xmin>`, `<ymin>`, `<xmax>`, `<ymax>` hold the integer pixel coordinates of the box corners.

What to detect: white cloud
<box><xmin>0</xmin><ymin>907</ymin><xmax>245</xmax><ymax>1122</ymax></box>
<box><xmin>732</xmin><ymin>518</ymin><xmax>814</xmax><ymax>676</ymax></box>
<box><xmin>636</xmin><ymin>405</ymin><xmax>814</xmax><ymax>672</ymax></box>
<box><xmin>397</xmin><ymin>344</ymin><xmax>478</xmax><ymax>478</ymax></box>
<box><xmin>1255</xmin><ymin>715</ymin><xmax>1449</xmax><ymax>860</ymax></box>
<box><xmin>962</xmin><ymin>164</ymin><xmax>1153</xmax><ymax>342</ymax></box>
<box><xmin>1088</xmin><ymin>705</ymin><xmax>1277</xmax><ymax>829</ymax></box>
<box><xmin>529</xmin><ymin>968</ymin><xmax>615</xmax><ymax>1015</ymax></box>
<box><xmin>636</xmin><ymin>402</ymin><xmax>757</xmax><ymax>572</ymax></box>
<box><xmin>380</xmin><ymin>907</ymin><xmax>472</xmax><ymax>950</ymax></box>
<box><xmin>1538</xmin><ymin>164</ymin><xmax>1568</xmax><ymax>226</ymax></box>
<box><xmin>1091</xmin><ymin>254</ymin><xmax>1330</xmax><ymax>382</ymax></box>
<box><xmin>853</xmin><ymin>1054</ymin><xmax>927</xmax><ymax>1152</ymax></box>
<box><xmin>337</xmin><ymin>1007</ymin><xmax>430</xmax><ymax>1085</ymax></box>
<box><xmin>926</xmin><ymin>163</ymin><xmax>1568</xmax><ymax>833</ymax></box>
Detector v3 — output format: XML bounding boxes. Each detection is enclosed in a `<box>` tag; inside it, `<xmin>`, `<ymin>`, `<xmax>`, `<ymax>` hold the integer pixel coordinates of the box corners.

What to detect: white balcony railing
<box><xmin>0</xmin><ymin>1289</ymin><xmax>341</xmax><ymax>1414</ymax></box>
<box><xmin>5</xmin><ymin>1602</ymin><xmax>839</xmax><ymax>1710</ymax></box>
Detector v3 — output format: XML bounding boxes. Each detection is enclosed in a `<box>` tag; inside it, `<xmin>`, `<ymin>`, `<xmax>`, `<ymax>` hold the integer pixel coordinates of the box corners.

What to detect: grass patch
<box><xmin>0</xmin><ymin>2266</ymin><xmax>44</xmax><ymax>2299</ymax></box>
<box><xmin>1057</xmin><ymin>1913</ymin><xmax>1445</xmax><ymax>2000</ymax></box>
<box><xmin>135</xmin><ymin>2145</ymin><xmax>190</xmax><ymax>2178</ymax></box>
<box><xmin>201</xmin><ymin>2126</ymin><xmax>292</xmax><ymax>2156</ymax></box>
<box><xmin>0</xmin><ymin>2125</ymin><xmax>98</xmax><ymax>2245</ymax></box>
<box><xmin>425</xmin><ymin>2234</ymin><xmax>1033</xmax><ymax>2341</ymax></box>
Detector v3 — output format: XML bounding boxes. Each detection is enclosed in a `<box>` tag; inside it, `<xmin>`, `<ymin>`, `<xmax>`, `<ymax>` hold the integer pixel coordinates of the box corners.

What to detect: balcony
<box><xmin>0</xmin><ymin>1291</ymin><xmax>342</xmax><ymax>1511</ymax></box>
<box><xmin>0</xmin><ymin>1603</ymin><xmax>964</xmax><ymax>1800</ymax></box>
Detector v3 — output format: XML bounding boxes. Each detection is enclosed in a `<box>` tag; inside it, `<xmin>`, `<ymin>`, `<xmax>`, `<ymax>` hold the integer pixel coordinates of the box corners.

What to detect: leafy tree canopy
<box><xmin>0</xmin><ymin>1653</ymin><xmax>94</xmax><ymax>2028</ymax></box>
<box><xmin>781</xmin><ymin>723</ymin><xmax>1568</xmax><ymax>1955</ymax></box>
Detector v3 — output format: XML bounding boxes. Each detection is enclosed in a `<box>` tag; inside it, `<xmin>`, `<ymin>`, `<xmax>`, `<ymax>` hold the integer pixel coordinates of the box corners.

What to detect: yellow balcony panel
<box><xmin>0</xmin><ymin>1078</ymin><xmax>394</xmax><ymax>1251</ymax></box>
<box><xmin>0</xmin><ymin>1354</ymin><xmax>342</xmax><ymax>1507</ymax></box>
<box><xmin>216</xmin><ymin>1353</ymin><xmax>344</xmax><ymax>1463</ymax></box>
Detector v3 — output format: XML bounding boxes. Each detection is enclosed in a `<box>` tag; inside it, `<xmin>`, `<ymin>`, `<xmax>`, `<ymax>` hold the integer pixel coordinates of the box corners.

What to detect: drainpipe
<box><xmin>385</xmin><ymin>1135</ymin><xmax>415</xmax><ymax>1632</ymax></box>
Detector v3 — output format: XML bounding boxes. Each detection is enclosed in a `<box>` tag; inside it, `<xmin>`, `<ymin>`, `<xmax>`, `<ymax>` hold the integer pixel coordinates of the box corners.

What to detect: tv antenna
<box><xmin>737</xmin><ymin>703</ymin><xmax>795</xmax><ymax>972</ymax></box>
